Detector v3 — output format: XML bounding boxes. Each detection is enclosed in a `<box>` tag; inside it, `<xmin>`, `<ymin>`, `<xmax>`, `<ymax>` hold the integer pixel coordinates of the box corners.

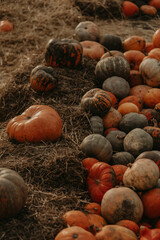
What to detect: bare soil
<box><xmin>0</xmin><ymin>0</ymin><xmax>160</xmax><ymax>239</ymax></box>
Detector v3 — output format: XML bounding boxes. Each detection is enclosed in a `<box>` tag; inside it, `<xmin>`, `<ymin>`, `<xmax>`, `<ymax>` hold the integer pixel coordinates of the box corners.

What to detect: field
<box><xmin>0</xmin><ymin>0</ymin><xmax>160</xmax><ymax>239</ymax></box>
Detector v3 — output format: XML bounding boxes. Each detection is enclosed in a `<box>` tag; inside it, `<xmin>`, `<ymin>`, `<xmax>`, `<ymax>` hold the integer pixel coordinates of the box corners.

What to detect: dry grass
<box><xmin>0</xmin><ymin>0</ymin><xmax>160</xmax><ymax>239</ymax></box>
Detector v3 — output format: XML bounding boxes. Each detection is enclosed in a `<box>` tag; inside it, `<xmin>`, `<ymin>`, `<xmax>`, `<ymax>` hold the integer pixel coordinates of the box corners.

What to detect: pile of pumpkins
<box><xmin>122</xmin><ymin>0</ymin><xmax>160</xmax><ymax>18</ymax></box>
<box><xmin>1</xmin><ymin>19</ymin><xmax>160</xmax><ymax>240</ymax></box>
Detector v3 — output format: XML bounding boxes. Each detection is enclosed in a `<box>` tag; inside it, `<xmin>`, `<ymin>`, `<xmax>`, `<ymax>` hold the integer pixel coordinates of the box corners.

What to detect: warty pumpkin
<box><xmin>6</xmin><ymin>105</ymin><xmax>63</xmax><ymax>143</ymax></box>
<box><xmin>45</xmin><ymin>38</ymin><xmax>83</xmax><ymax>68</ymax></box>
<box><xmin>0</xmin><ymin>168</ymin><xmax>27</xmax><ymax>219</ymax></box>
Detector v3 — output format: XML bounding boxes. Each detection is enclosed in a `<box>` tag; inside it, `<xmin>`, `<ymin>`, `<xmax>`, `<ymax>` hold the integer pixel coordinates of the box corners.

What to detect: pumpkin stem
<box><xmin>103</xmin><ymin>46</ymin><xmax>112</xmax><ymax>56</ymax></box>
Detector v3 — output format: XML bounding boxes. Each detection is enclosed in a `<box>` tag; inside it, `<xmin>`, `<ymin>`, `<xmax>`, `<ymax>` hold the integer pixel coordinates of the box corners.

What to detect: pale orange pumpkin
<box><xmin>149</xmin><ymin>0</ymin><xmax>160</xmax><ymax>10</ymax></box>
<box><xmin>118</xmin><ymin>102</ymin><xmax>140</xmax><ymax>116</ymax></box>
<box><xmin>123</xmin><ymin>36</ymin><xmax>146</xmax><ymax>52</ymax></box>
<box><xmin>80</xmin><ymin>41</ymin><xmax>105</xmax><ymax>60</ymax></box>
<box><xmin>140</xmin><ymin>5</ymin><xmax>157</xmax><ymax>16</ymax></box>
<box><xmin>124</xmin><ymin>50</ymin><xmax>145</xmax><ymax>70</ymax></box>
<box><xmin>143</xmin><ymin>88</ymin><xmax>160</xmax><ymax>108</ymax></box>
<box><xmin>129</xmin><ymin>85</ymin><xmax>152</xmax><ymax>103</ymax></box>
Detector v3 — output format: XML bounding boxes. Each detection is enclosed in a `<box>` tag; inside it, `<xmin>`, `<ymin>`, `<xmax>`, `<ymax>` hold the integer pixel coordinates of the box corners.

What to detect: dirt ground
<box><xmin>0</xmin><ymin>0</ymin><xmax>160</xmax><ymax>239</ymax></box>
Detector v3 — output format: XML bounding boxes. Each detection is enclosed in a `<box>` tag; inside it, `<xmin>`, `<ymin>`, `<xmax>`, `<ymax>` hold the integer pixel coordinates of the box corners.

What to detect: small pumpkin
<box><xmin>55</xmin><ymin>226</ymin><xmax>96</xmax><ymax>240</ymax></box>
<box><xmin>6</xmin><ymin>105</ymin><xmax>63</xmax><ymax>143</ymax></box>
<box><xmin>103</xmin><ymin>107</ymin><xmax>122</xmax><ymax>129</ymax></box>
<box><xmin>95</xmin><ymin>56</ymin><xmax>130</xmax><ymax>87</ymax></box>
<box><xmin>80</xmin><ymin>88</ymin><xmax>112</xmax><ymax>117</ymax></box>
<box><xmin>104</xmin><ymin>91</ymin><xmax>118</xmax><ymax>108</ymax></box>
<box><xmin>116</xmin><ymin>220</ymin><xmax>140</xmax><ymax>235</ymax></box>
<box><xmin>112</xmin><ymin>165</ymin><xmax>128</xmax><ymax>185</ymax></box>
<box><xmin>101</xmin><ymin>186</ymin><xmax>144</xmax><ymax>224</ymax></box>
<box><xmin>99</xmin><ymin>34</ymin><xmax>122</xmax><ymax>51</ymax></box>
<box><xmin>144</xmin><ymin>42</ymin><xmax>154</xmax><ymax>54</ymax></box>
<box><xmin>45</xmin><ymin>38</ymin><xmax>83</xmax><ymax>68</ymax></box>
<box><xmin>123</xmin><ymin>158</ymin><xmax>159</xmax><ymax>191</ymax></box>
<box><xmin>0</xmin><ymin>168</ymin><xmax>27</xmax><ymax>219</ymax></box>
<box><xmin>143</xmin><ymin>88</ymin><xmax>160</xmax><ymax>108</ymax></box>
<box><xmin>122</xmin><ymin>1</ymin><xmax>139</xmax><ymax>18</ymax></box>
<box><xmin>129</xmin><ymin>84</ymin><xmax>152</xmax><ymax>103</ymax></box>
<box><xmin>87</xmin><ymin>213</ymin><xmax>107</xmax><ymax>234</ymax></box>
<box><xmin>141</xmin><ymin>108</ymin><xmax>159</xmax><ymax>126</ymax></box>
<box><xmin>30</xmin><ymin>65</ymin><xmax>58</xmax><ymax>92</ymax></box>
<box><xmin>118</xmin><ymin>102</ymin><xmax>140</xmax><ymax>116</ymax></box>
<box><xmin>140</xmin><ymin>226</ymin><xmax>160</xmax><ymax>240</ymax></box>
<box><xmin>149</xmin><ymin>0</ymin><xmax>160</xmax><ymax>10</ymax></box>
<box><xmin>0</xmin><ymin>20</ymin><xmax>13</xmax><ymax>32</ymax></box>
<box><xmin>82</xmin><ymin>158</ymin><xmax>99</xmax><ymax>172</ymax></box>
<box><xmin>100</xmin><ymin>50</ymin><xmax>125</xmax><ymax>60</ymax></box>
<box><xmin>124</xmin><ymin>50</ymin><xmax>145</xmax><ymax>70</ymax></box>
<box><xmin>75</xmin><ymin>21</ymin><xmax>100</xmax><ymax>42</ymax></box>
<box><xmin>80</xmin><ymin>134</ymin><xmax>113</xmax><ymax>163</ymax></box>
<box><xmin>128</xmin><ymin>70</ymin><xmax>144</xmax><ymax>87</ymax></box>
<box><xmin>80</xmin><ymin>41</ymin><xmax>105</xmax><ymax>60</ymax></box>
<box><xmin>144</xmin><ymin>48</ymin><xmax>160</xmax><ymax>61</ymax></box>
<box><xmin>118</xmin><ymin>95</ymin><xmax>143</xmax><ymax>111</ymax></box>
<box><xmin>87</xmin><ymin>162</ymin><xmax>116</xmax><ymax>203</ymax></box>
<box><xmin>140</xmin><ymin>5</ymin><xmax>157</xmax><ymax>16</ymax></box>
<box><xmin>123</xmin><ymin>36</ymin><xmax>146</xmax><ymax>52</ymax></box>
<box><xmin>153</xmin><ymin>28</ymin><xmax>160</xmax><ymax>48</ymax></box>
<box><xmin>84</xmin><ymin>202</ymin><xmax>101</xmax><ymax>215</ymax></box>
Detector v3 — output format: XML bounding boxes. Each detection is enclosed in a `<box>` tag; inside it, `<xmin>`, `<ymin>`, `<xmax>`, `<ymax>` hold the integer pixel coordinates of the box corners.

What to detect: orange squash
<box><xmin>140</xmin><ymin>5</ymin><xmax>157</xmax><ymax>16</ymax></box>
<box><xmin>116</xmin><ymin>220</ymin><xmax>140</xmax><ymax>235</ymax></box>
<box><xmin>118</xmin><ymin>95</ymin><xmax>143</xmax><ymax>111</ymax></box>
<box><xmin>122</xmin><ymin>1</ymin><xmax>139</xmax><ymax>18</ymax></box>
<box><xmin>145</xmin><ymin>48</ymin><xmax>160</xmax><ymax>61</ymax></box>
<box><xmin>152</xmin><ymin>28</ymin><xmax>160</xmax><ymax>48</ymax></box>
<box><xmin>112</xmin><ymin>165</ymin><xmax>127</xmax><ymax>185</ymax></box>
<box><xmin>123</xmin><ymin>36</ymin><xmax>146</xmax><ymax>52</ymax></box>
<box><xmin>143</xmin><ymin>88</ymin><xmax>160</xmax><ymax>108</ymax></box>
<box><xmin>87</xmin><ymin>214</ymin><xmax>107</xmax><ymax>235</ymax></box>
<box><xmin>80</xmin><ymin>41</ymin><xmax>105</xmax><ymax>60</ymax></box>
<box><xmin>84</xmin><ymin>202</ymin><xmax>101</xmax><ymax>215</ymax></box>
<box><xmin>144</xmin><ymin>42</ymin><xmax>154</xmax><ymax>54</ymax></box>
<box><xmin>103</xmin><ymin>107</ymin><xmax>122</xmax><ymax>129</ymax></box>
<box><xmin>149</xmin><ymin>0</ymin><xmax>160</xmax><ymax>10</ymax></box>
<box><xmin>124</xmin><ymin>50</ymin><xmax>145</xmax><ymax>70</ymax></box>
<box><xmin>140</xmin><ymin>226</ymin><xmax>160</xmax><ymax>240</ymax></box>
<box><xmin>128</xmin><ymin>70</ymin><xmax>144</xmax><ymax>87</ymax></box>
<box><xmin>118</xmin><ymin>102</ymin><xmax>140</xmax><ymax>116</ymax></box>
<box><xmin>82</xmin><ymin>158</ymin><xmax>99</xmax><ymax>172</ymax></box>
<box><xmin>0</xmin><ymin>20</ymin><xmax>13</xmax><ymax>32</ymax></box>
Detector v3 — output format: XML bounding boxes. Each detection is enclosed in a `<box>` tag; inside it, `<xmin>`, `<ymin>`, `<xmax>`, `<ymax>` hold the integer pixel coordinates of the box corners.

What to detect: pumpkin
<box><xmin>136</xmin><ymin>150</ymin><xmax>160</xmax><ymax>171</ymax></box>
<box><xmin>118</xmin><ymin>95</ymin><xmax>143</xmax><ymax>111</ymax></box>
<box><xmin>84</xmin><ymin>202</ymin><xmax>101</xmax><ymax>215</ymax></box>
<box><xmin>62</xmin><ymin>210</ymin><xmax>89</xmax><ymax>230</ymax></box>
<box><xmin>87</xmin><ymin>162</ymin><xmax>116</xmax><ymax>203</ymax></box>
<box><xmin>6</xmin><ymin>105</ymin><xmax>63</xmax><ymax>143</ymax></box>
<box><xmin>153</xmin><ymin>29</ymin><xmax>160</xmax><ymax>48</ymax></box>
<box><xmin>119</xmin><ymin>112</ymin><xmax>148</xmax><ymax>133</ymax></box>
<box><xmin>30</xmin><ymin>65</ymin><xmax>58</xmax><ymax>92</ymax></box>
<box><xmin>104</xmin><ymin>91</ymin><xmax>118</xmax><ymax>108</ymax></box>
<box><xmin>82</xmin><ymin>158</ymin><xmax>99</xmax><ymax>172</ymax></box>
<box><xmin>100</xmin><ymin>50</ymin><xmax>125</xmax><ymax>60</ymax></box>
<box><xmin>75</xmin><ymin>21</ymin><xmax>100</xmax><ymax>42</ymax></box>
<box><xmin>44</xmin><ymin>38</ymin><xmax>83</xmax><ymax>68</ymax></box>
<box><xmin>144</xmin><ymin>126</ymin><xmax>160</xmax><ymax>149</ymax></box>
<box><xmin>141</xmin><ymin>188</ymin><xmax>160</xmax><ymax>219</ymax></box>
<box><xmin>123</xmin><ymin>158</ymin><xmax>159</xmax><ymax>191</ymax></box>
<box><xmin>129</xmin><ymin>84</ymin><xmax>152</xmax><ymax>103</ymax></box>
<box><xmin>104</xmin><ymin>128</ymin><xmax>119</xmax><ymax>137</ymax></box>
<box><xmin>87</xmin><ymin>213</ymin><xmax>107</xmax><ymax>234</ymax></box>
<box><xmin>128</xmin><ymin>70</ymin><xmax>144</xmax><ymax>87</ymax></box>
<box><xmin>140</xmin><ymin>58</ymin><xmax>160</xmax><ymax>87</ymax></box>
<box><xmin>99</xmin><ymin>34</ymin><xmax>122</xmax><ymax>51</ymax></box>
<box><xmin>122</xmin><ymin>1</ymin><xmax>139</xmax><ymax>18</ymax></box>
<box><xmin>144</xmin><ymin>48</ymin><xmax>160</xmax><ymax>61</ymax></box>
<box><xmin>105</xmin><ymin>130</ymin><xmax>126</xmax><ymax>152</ymax></box>
<box><xmin>80</xmin><ymin>41</ymin><xmax>105</xmax><ymax>61</ymax></box>
<box><xmin>101</xmin><ymin>186</ymin><xmax>143</xmax><ymax>224</ymax></box>
<box><xmin>80</xmin><ymin>88</ymin><xmax>112</xmax><ymax>117</ymax></box>
<box><xmin>102</xmin><ymin>76</ymin><xmax>130</xmax><ymax>99</ymax></box>
<box><xmin>80</xmin><ymin>134</ymin><xmax>113</xmax><ymax>163</ymax></box>
<box><xmin>0</xmin><ymin>20</ymin><xmax>13</xmax><ymax>32</ymax></box>
<box><xmin>140</xmin><ymin>226</ymin><xmax>160</xmax><ymax>240</ymax></box>
<box><xmin>55</xmin><ymin>226</ymin><xmax>96</xmax><ymax>240</ymax></box>
<box><xmin>111</xmin><ymin>151</ymin><xmax>135</xmax><ymax>166</ymax></box>
<box><xmin>149</xmin><ymin>0</ymin><xmax>160</xmax><ymax>10</ymax></box>
<box><xmin>143</xmin><ymin>88</ymin><xmax>160</xmax><ymax>108</ymax></box>
<box><xmin>95</xmin><ymin>56</ymin><xmax>130</xmax><ymax>87</ymax></box>
<box><xmin>144</xmin><ymin>42</ymin><xmax>154</xmax><ymax>54</ymax></box>
<box><xmin>116</xmin><ymin>220</ymin><xmax>140</xmax><ymax>235</ymax></box>
<box><xmin>90</xmin><ymin>116</ymin><xmax>104</xmax><ymax>135</ymax></box>
<box><xmin>103</xmin><ymin>107</ymin><xmax>122</xmax><ymax>129</ymax></box>
<box><xmin>112</xmin><ymin>165</ymin><xmax>128</xmax><ymax>185</ymax></box>
<box><xmin>123</xmin><ymin>128</ymin><xmax>153</xmax><ymax>157</ymax></box>
<box><xmin>124</xmin><ymin>50</ymin><xmax>145</xmax><ymax>70</ymax></box>
<box><xmin>95</xmin><ymin>225</ymin><xmax>138</xmax><ymax>240</ymax></box>
<box><xmin>141</xmin><ymin>108</ymin><xmax>159</xmax><ymax>126</ymax></box>
<box><xmin>140</xmin><ymin>5</ymin><xmax>157</xmax><ymax>16</ymax></box>
<box><xmin>155</xmin><ymin>219</ymin><xmax>160</xmax><ymax>228</ymax></box>
<box><xmin>0</xmin><ymin>168</ymin><xmax>27</xmax><ymax>219</ymax></box>
<box><xmin>123</xmin><ymin>36</ymin><xmax>146</xmax><ymax>52</ymax></box>
<box><xmin>118</xmin><ymin>102</ymin><xmax>140</xmax><ymax>116</ymax></box>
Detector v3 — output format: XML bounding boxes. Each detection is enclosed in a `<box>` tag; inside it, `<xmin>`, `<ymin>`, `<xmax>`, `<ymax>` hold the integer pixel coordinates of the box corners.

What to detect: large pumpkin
<box><xmin>45</xmin><ymin>38</ymin><xmax>83</xmax><ymax>68</ymax></box>
<box><xmin>6</xmin><ymin>105</ymin><xmax>63</xmax><ymax>143</ymax></box>
<box><xmin>87</xmin><ymin>162</ymin><xmax>116</xmax><ymax>203</ymax></box>
<box><xmin>0</xmin><ymin>168</ymin><xmax>27</xmax><ymax>219</ymax></box>
<box><xmin>101</xmin><ymin>187</ymin><xmax>143</xmax><ymax>224</ymax></box>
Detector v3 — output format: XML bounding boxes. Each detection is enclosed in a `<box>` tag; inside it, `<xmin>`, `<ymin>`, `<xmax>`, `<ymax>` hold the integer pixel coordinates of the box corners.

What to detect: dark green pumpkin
<box><xmin>81</xmin><ymin>88</ymin><xmax>112</xmax><ymax>117</ymax></box>
<box><xmin>99</xmin><ymin>34</ymin><xmax>123</xmax><ymax>51</ymax></box>
<box><xmin>45</xmin><ymin>38</ymin><xmax>83</xmax><ymax>68</ymax></box>
<box><xmin>30</xmin><ymin>65</ymin><xmax>58</xmax><ymax>92</ymax></box>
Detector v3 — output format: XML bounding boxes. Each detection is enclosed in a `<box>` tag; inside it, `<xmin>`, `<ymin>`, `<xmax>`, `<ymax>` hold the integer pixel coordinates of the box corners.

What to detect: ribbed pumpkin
<box><xmin>0</xmin><ymin>20</ymin><xmax>13</xmax><ymax>32</ymax></box>
<box><xmin>87</xmin><ymin>162</ymin><xmax>116</xmax><ymax>203</ymax></box>
<box><xmin>0</xmin><ymin>168</ymin><xmax>28</xmax><ymax>219</ymax></box>
<box><xmin>80</xmin><ymin>88</ymin><xmax>112</xmax><ymax>117</ymax></box>
<box><xmin>80</xmin><ymin>134</ymin><xmax>113</xmax><ymax>163</ymax></box>
<box><xmin>95</xmin><ymin>56</ymin><xmax>130</xmax><ymax>86</ymax></box>
<box><xmin>139</xmin><ymin>58</ymin><xmax>160</xmax><ymax>87</ymax></box>
<box><xmin>141</xmin><ymin>108</ymin><xmax>159</xmax><ymax>126</ymax></box>
<box><xmin>112</xmin><ymin>164</ymin><xmax>128</xmax><ymax>185</ymax></box>
<box><xmin>45</xmin><ymin>38</ymin><xmax>83</xmax><ymax>68</ymax></box>
<box><xmin>116</xmin><ymin>220</ymin><xmax>140</xmax><ymax>235</ymax></box>
<box><xmin>100</xmin><ymin>50</ymin><xmax>125</xmax><ymax>60</ymax></box>
<box><xmin>82</xmin><ymin>158</ymin><xmax>99</xmax><ymax>172</ymax></box>
<box><xmin>30</xmin><ymin>65</ymin><xmax>58</xmax><ymax>92</ymax></box>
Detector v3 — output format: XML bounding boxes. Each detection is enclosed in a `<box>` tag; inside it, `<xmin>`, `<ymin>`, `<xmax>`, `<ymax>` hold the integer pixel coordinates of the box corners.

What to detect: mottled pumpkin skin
<box><xmin>0</xmin><ymin>168</ymin><xmax>27</xmax><ymax>219</ymax></box>
<box><xmin>141</xmin><ymin>108</ymin><xmax>159</xmax><ymax>126</ymax></box>
<box><xmin>81</xmin><ymin>88</ymin><xmax>112</xmax><ymax>117</ymax></box>
<box><xmin>144</xmin><ymin>126</ymin><xmax>160</xmax><ymax>149</ymax></box>
<box><xmin>45</xmin><ymin>38</ymin><xmax>83</xmax><ymax>68</ymax></box>
<box><xmin>6</xmin><ymin>105</ymin><xmax>63</xmax><ymax>143</ymax></box>
<box><xmin>30</xmin><ymin>65</ymin><xmax>58</xmax><ymax>92</ymax></box>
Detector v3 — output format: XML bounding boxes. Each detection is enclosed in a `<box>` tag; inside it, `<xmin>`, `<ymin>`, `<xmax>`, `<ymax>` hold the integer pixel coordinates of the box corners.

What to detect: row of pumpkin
<box><xmin>1</xmin><ymin>20</ymin><xmax>160</xmax><ymax>239</ymax></box>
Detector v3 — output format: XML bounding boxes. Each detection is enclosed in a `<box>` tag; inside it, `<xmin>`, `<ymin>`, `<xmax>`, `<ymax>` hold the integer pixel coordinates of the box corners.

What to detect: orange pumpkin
<box><xmin>144</xmin><ymin>126</ymin><xmax>160</xmax><ymax>149</ymax></box>
<box><xmin>80</xmin><ymin>41</ymin><xmax>105</xmax><ymax>60</ymax></box>
<box><xmin>0</xmin><ymin>20</ymin><xmax>13</xmax><ymax>32</ymax></box>
<box><xmin>104</xmin><ymin>91</ymin><xmax>118</xmax><ymax>108</ymax></box>
<box><xmin>144</xmin><ymin>42</ymin><xmax>154</xmax><ymax>54</ymax></box>
<box><xmin>144</xmin><ymin>48</ymin><xmax>160</xmax><ymax>61</ymax></box>
<box><xmin>118</xmin><ymin>95</ymin><xmax>143</xmax><ymax>111</ymax></box>
<box><xmin>116</xmin><ymin>220</ymin><xmax>140</xmax><ymax>235</ymax></box>
<box><xmin>140</xmin><ymin>226</ymin><xmax>160</xmax><ymax>240</ymax></box>
<box><xmin>152</xmin><ymin>28</ymin><xmax>160</xmax><ymax>48</ymax></box>
<box><xmin>124</xmin><ymin>50</ymin><xmax>145</xmax><ymax>70</ymax></box>
<box><xmin>55</xmin><ymin>226</ymin><xmax>96</xmax><ymax>240</ymax></box>
<box><xmin>112</xmin><ymin>165</ymin><xmax>127</xmax><ymax>185</ymax></box>
<box><xmin>149</xmin><ymin>0</ymin><xmax>160</xmax><ymax>10</ymax></box>
<box><xmin>118</xmin><ymin>102</ymin><xmax>140</xmax><ymax>116</ymax></box>
<box><xmin>87</xmin><ymin>214</ymin><xmax>107</xmax><ymax>235</ymax></box>
<box><xmin>82</xmin><ymin>158</ymin><xmax>99</xmax><ymax>172</ymax></box>
<box><xmin>123</xmin><ymin>36</ymin><xmax>146</xmax><ymax>52</ymax></box>
<box><xmin>128</xmin><ymin>70</ymin><xmax>144</xmax><ymax>87</ymax></box>
<box><xmin>6</xmin><ymin>105</ymin><xmax>63</xmax><ymax>143</ymax></box>
<box><xmin>129</xmin><ymin>85</ymin><xmax>152</xmax><ymax>103</ymax></box>
<box><xmin>122</xmin><ymin>1</ymin><xmax>139</xmax><ymax>18</ymax></box>
<box><xmin>103</xmin><ymin>107</ymin><xmax>122</xmax><ymax>129</ymax></box>
<box><xmin>140</xmin><ymin>5</ymin><xmax>157</xmax><ymax>16</ymax></box>
<box><xmin>84</xmin><ymin>202</ymin><xmax>101</xmax><ymax>215</ymax></box>
<box><xmin>143</xmin><ymin>88</ymin><xmax>160</xmax><ymax>108</ymax></box>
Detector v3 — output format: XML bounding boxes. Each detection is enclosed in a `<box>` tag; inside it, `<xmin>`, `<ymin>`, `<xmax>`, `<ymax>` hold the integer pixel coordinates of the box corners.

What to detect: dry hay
<box><xmin>0</xmin><ymin>0</ymin><xmax>160</xmax><ymax>239</ymax></box>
